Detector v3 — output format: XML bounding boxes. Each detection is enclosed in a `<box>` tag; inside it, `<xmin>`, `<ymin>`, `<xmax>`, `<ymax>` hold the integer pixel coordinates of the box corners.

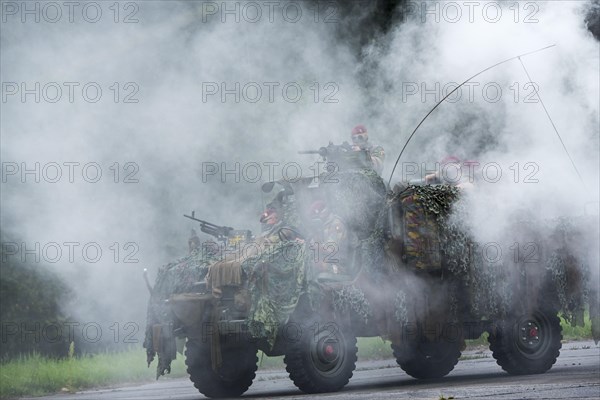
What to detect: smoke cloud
<box><xmin>1</xmin><ymin>1</ymin><xmax>598</xmax><ymax>344</ymax></box>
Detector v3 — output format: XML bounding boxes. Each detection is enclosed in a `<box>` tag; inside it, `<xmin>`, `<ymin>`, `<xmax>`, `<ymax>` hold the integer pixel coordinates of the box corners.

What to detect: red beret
<box><xmin>351</xmin><ymin>125</ymin><xmax>367</xmax><ymax>135</ymax></box>
<box><xmin>440</xmin><ymin>156</ymin><xmax>461</xmax><ymax>165</ymax></box>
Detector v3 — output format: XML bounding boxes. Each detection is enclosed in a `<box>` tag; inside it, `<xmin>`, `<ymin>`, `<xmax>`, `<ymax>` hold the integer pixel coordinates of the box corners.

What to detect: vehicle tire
<box><xmin>392</xmin><ymin>335</ymin><xmax>462</xmax><ymax>379</ymax></box>
<box><xmin>488</xmin><ymin>308</ymin><xmax>562</xmax><ymax>375</ymax></box>
<box><xmin>284</xmin><ymin>321</ymin><xmax>358</xmax><ymax>393</ymax></box>
<box><xmin>185</xmin><ymin>337</ymin><xmax>258</xmax><ymax>398</ymax></box>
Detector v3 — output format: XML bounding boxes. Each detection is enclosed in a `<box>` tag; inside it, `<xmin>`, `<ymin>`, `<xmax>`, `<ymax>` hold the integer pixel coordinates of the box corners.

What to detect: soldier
<box><xmin>351</xmin><ymin>124</ymin><xmax>385</xmax><ymax>175</ymax></box>
<box><xmin>188</xmin><ymin>229</ymin><xmax>201</xmax><ymax>254</ymax></box>
<box><xmin>206</xmin><ymin>195</ymin><xmax>301</xmax><ymax>297</ymax></box>
<box><xmin>428</xmin><ymin>156</ymin><xmax>461</xmax><ymax>185</ymax></box>
<box><xmin>407</xmin><ymin>156</ymin><xmax>461</xmax><ymax>186</ymax></box>
<box><xmin>309</xmin><ymin>200</ymin><xmax>356</xmax><ymax>276</ymax></box>
<box><xmin>457</xmin><ymin>159</ymin><xmax>479</xmax><ymax>189</ymax></box>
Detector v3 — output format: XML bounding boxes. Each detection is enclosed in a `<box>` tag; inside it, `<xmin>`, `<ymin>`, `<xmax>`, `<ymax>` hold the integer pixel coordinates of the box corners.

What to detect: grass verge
<box><xmin>0</xmin><ymin>348</ymin><xmax>188</xmax><ymax>399</ymax></box>
<box><xmin>560</xmin><ymin>312</ymin><xmax>593</xmax><ymax>341</ymax></box>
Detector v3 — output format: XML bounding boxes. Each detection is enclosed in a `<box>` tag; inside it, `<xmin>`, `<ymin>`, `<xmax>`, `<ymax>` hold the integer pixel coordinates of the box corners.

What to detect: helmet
<box><xmin>351</xmin><ymin>124</ymin><xmax>369</xmax><ymax>145</ymax></box>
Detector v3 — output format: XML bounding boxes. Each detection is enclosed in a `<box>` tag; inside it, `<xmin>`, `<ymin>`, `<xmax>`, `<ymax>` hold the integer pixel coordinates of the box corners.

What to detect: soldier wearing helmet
<box><xmin>351</xmin><ymin>124</ymin><xmax>385</xmax><ymax>175</ymax></box>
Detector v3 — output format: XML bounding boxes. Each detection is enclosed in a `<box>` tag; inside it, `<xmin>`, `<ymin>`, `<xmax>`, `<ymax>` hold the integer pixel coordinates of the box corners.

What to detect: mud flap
<box><xmin>151</xmin><ymin>323</ymin><xmax>177</xmax><ymax>378</ymax></box>
<box><xmin>152</xmin><ymin>324</ymin><xmax>176</xmax><ymax>359</ymax></box>
<box><xmin>209</xmin><ymin>309</ymin><xmax>222</xmax><ymax>371</ymax></box>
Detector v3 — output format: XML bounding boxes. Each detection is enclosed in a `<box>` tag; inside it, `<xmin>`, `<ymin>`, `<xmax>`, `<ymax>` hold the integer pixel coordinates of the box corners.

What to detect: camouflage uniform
<box><xmin>351</xmin><ymin>124</ymin><xmax>385</xmax><ymax>175</ymax></box>
<box><xmin>205</xmin><ymin>204</ymin><xmax>299</xmax><ymax>298</ymax></box>
<box><xmin>188</xmin><ymin>229</ymin><xmax>201</xmax><ymax>253</ymax></box>
<box><xmin>206</xmin><ymin>221</ymin><xmax>281</xmax><ymax>298</ymax></box>
<box><xmin>365</xmin><ymin>144</ymin><xmax>385</xmax><ymax>176</ymax></box>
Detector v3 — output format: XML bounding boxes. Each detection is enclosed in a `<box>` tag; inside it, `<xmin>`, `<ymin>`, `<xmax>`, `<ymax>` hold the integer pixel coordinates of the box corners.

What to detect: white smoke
<box><xmin>1</xmin><ymin>1</ymin><xmax>598</xmax><ymax>337</ymax></box>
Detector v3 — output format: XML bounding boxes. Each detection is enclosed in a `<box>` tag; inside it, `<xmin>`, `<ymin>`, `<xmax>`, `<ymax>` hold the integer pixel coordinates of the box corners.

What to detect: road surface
<box><xmin>30</xmin><ymin>340</ymin><xmax>600</xmax><ymax>400</ymax></box>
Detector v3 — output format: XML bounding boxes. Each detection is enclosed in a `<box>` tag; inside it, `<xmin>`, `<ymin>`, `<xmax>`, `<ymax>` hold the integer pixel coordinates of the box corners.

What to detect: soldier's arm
<box><xmin>371</xmin><ymin>146</ymin><xmax>385</xmax><ymax>175</ymax></box>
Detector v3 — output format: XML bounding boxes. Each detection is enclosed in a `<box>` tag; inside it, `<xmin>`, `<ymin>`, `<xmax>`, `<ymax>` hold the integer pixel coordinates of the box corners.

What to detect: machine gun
<box><xmin>299</xmin><ymin>141</ymin><xmax>372</xmax><ymax>170</ymax></box>
<box><xmin>183</xmin><ymin>211</ymin><xmax>234</xmax><ymax>244</ymax></box>
<box><xmin>298</xmin><ymin>141</ymin><xmax>353</xmax><ymax>158</ymax></box>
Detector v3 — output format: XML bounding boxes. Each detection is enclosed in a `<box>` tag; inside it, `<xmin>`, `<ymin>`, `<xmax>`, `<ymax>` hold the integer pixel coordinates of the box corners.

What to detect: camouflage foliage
<box><xmin>325</xmin><ymin>169</ymin><xmax>388</xmax><ymax>287</ymax></box>
<box><xmin>332</xmin><ymin>284</ymin><xmax>372</xmax><ymax>323</ymax></box>
<box><xmin>394</xmin><ymin>186</ymin><xmax>599</xmax><ymax>330</ymax></box>
<box><xmin>393</xmin><ymin>289</ymin><xmax>409</xmax><ymax>325</ymax></box>
<box><xmin>242</xmin><ymin>240</ymin><xmax>307</xmax><ymax>348</ymax></box>
<box><xmin>394</xmin><ymin>185</ymin><xmax>471</xmax><ymax>273</ymax></box>
<box><xmin>546</xmin><ymin>252</ymin><xmax>588</xmax><ymax>326</ymax></box>
<box><xmin>326</xmin><ymin>169</ymin><xmax>387</xmax><ymax>241</ymax></box>
<box><xmin>143</xmin><ymin>248</ymin><xmax>218</xmax><ymax>377</ymax></box>
<box><xmin>545</xmin><ymin>216</ymin><xmax>596</xmax><ymax>328</ymax></box>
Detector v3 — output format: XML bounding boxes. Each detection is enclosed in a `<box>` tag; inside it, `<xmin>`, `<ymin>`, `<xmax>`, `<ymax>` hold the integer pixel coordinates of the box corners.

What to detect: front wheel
<box><xmin>185</xmin><ymin>337</ymin><xmax>258</xmax><ymax>398</ymax></box>
<box><xmin>488</xmin><ymin>308</ymin><xmax>562</xmax><ymax>375</ymax></box>
<box><xmin>284</xmin><ymin>321</ymin><xmax>357</xmax><ymax>394</ymax></box>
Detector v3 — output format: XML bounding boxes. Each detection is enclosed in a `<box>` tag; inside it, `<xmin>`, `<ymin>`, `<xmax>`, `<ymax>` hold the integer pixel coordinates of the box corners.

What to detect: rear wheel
<box><xmin>284</xmin><ymin>321</ymin><xmax>357</xmax><ymax>393</ymax></box>
<box><xmin>185</xmin><ymin>337</ymin><xmax>258</xmax><ymax>398</ymax></box>
<box><xmin>488</xmin><ymin>308</ymin><xmax>562</xmax><ymax>375</ymax></box>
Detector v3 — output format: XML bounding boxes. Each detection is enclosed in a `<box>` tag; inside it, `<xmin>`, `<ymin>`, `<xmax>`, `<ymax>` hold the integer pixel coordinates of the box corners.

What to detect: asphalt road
<box><xmin>31</xmin><ymin>341</ymin><xmax>600</xmax><ymax>400</ymax></box>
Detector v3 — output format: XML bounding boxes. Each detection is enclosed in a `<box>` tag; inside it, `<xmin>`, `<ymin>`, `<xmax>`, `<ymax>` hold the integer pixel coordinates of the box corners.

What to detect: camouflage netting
<box><xmin>391</xmin><ymin>185</ymin><xmax>599</xmax><ymax>331</ymax></box>
<box><xmin>324</xmin><ymin>169</ymin><xmax>388</xmax><ymax>286</ymax></box>
<box><xmin>395</xmin><ymin>185</ymin><xmax>473</xmax><ymax>272</ymax></box>
<box><xmin>544</xmin><ymin>216</ymin><xmax>599</xmax><ymax>339</ymax></box>
<box><xmin>467</xmin><ymin>251</ymin><xmax>512</xmax><ymax>318</ymax></box>
<box><xmin>240</xmin><ymin>167</ymin><xmax>388</xmax><ymax>336</ymax></box>
<box><xmin>143</xmin><ymin>248</ymin><xmax>218</xmax><ymax>377</ymax></box>
<box><xmin>393</xmin><ymin>289</ymin><xmax>409</xmax><ymax>325</ymax></box>
<box><xmin>546</xmin><ymin>251</ymin><xmax>588</xmax><ymax>326</ymax></box>
<box><xmin>242</xmin><ymin>240</ymin><xmax>307</xmax><ymax>348</ymax></box>
<box><xmin>325</xmin><ymin>169</ymin><xmax>387</xmax><ymax>241</ymax></box>
<box><xmin>331</xmin><ymin>284</ymin><xmax>372</xmax><ymax>323</ymax></box>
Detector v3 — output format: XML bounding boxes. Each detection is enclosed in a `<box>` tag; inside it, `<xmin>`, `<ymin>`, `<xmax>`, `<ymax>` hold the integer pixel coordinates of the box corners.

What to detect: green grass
<box><xmin>256</xmin><ymin>351</ymin><xmax>284</xmax><ymax>370</ymax></box>
<box><xmin>560</xmin><ymin>312</ymin><xmax>593</xmax><ymax>341</ymax></box>
<box><xmin>357</xmin><ymin>336</ymin><xmax>394</xmax><ymax>359</ymax></box>
<box><xmin>0</xmin><ymin>348</ymin><xmax>188</xmax><ymax>399</ymax></box>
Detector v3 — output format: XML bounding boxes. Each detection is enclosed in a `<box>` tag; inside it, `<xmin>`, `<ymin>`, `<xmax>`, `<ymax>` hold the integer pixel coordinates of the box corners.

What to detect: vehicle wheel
<box><xmin>284</xmin><ymin>321</ymin><xmax>357</xmax><ymax>393</ymax></box>
<box><xmin>488</xmin><ymin>308</ymin><xmax>562</xmax><ymax>375</ymax></box>
<box><xmin>185</xmin><ymin>337</ymin><xmax>258</xmax><ymax>398</ymax></box>
<box><xmin>392</xmin><ymin>336</ymin><xmax>462</xmax><ymax>379</ymax></box>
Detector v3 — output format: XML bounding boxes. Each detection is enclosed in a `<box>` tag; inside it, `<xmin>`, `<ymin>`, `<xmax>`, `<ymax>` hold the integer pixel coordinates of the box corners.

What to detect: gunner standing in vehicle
<box><xmin>350</xmin><ymin>124</ymin><xmax>385</xmax><ymax>175</ymax></box>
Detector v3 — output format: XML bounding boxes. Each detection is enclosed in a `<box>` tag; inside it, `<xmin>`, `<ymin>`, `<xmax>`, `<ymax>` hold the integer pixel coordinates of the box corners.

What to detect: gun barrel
<box><xmin>184</xmin><ymin>213</ymin><xmax>234</xmax><ymax>242</ymax></box>
<box><xmin>298</xmin><ymin>150</ymin><xmax>320</xmax><ymax>154</ymax></box>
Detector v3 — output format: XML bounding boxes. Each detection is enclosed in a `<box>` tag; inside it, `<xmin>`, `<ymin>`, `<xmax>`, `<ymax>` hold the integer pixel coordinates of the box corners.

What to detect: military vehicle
<box><xmin>143</xmin><ymin>143</ymin><xmax>599</xmax><ymax>398</ymax></box>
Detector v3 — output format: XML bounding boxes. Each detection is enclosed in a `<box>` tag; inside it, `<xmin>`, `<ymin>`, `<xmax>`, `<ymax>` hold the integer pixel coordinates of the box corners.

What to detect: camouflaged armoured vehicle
<box><xmin>144</xmin><ymin>144</ymin><xmax>389</xmax><ymax>397</ymax></box>
<box><xmin>143</xmin><ymin>143</ymin><xmax>599</xmax><ymax>397</ymax></box>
